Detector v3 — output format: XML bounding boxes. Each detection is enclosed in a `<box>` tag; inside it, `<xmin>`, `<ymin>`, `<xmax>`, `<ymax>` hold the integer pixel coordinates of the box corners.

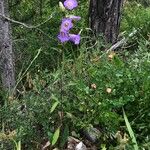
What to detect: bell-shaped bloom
<box><xmin>69</xmin><ymin>34</ymin><xmax>80</xmax><ymax>45</ymax></box>
<box><xmin>67</xmin><ymin>15</ymin><xmax>81</xmax><ymax>21</ymax></box>
<box><xmin>57</xmin><ymin>32</ymin><xmax>70</xmax><ymax>43</ymax></box>
<box><xmin>64</xmin><ymin>0</ymin><xmax>78</xmax><ymax>10</ymax></box>
<box><xmin>60</xmin><ymin>18</ymin><xmax>73</xmax><ymax>32</ymax></box>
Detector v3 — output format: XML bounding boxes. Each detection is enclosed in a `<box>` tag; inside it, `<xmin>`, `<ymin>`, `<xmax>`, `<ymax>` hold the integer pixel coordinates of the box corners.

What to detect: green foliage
<box><xmin>121</xmin><ymin>1</ymin><xmax>150</xmax><ymax>36</ymax></box>
<box><xmin>1</xmin><ymin>41</ymin><xmax>150</xmax><ymax>149</ymax></box>
<box><xmin>0</xmin><ymin>0</ymin><xmax>150</xmax><ymax>149</ymax></box>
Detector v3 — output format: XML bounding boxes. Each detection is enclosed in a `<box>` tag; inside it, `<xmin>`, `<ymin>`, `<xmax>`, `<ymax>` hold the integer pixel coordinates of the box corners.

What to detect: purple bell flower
<box><xmin>64</xmin><ymin>0</ymin><xmax>78</xmax><ymax>10</ymax></box>
<box><xmin>57</xmin><ymin>32</ymin><xmax>70</xmax><ymax>43</ymax></box>
<box><xmin>69</xmin><ymin>34</ymin><xmax>80</xmax><ymax>45</ymax></box>
<box><xmin>60</xmin><ymin>18</ymin><xmax>73</xmax><ymax>32</ymax></box>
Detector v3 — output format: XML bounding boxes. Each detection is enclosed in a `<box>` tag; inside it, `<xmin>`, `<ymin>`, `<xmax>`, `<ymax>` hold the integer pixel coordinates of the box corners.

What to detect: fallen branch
<box><xmin>107</xmin><ymin>29</ymin><xmax>137</xmax><ymax>52</ymax></box>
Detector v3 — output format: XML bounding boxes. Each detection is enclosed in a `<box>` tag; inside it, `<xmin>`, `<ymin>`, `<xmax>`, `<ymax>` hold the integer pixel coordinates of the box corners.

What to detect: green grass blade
<box><xmin>123</xmin><ymin>108</ymin><xmax>139</xmax><ymax>150</ymax></box>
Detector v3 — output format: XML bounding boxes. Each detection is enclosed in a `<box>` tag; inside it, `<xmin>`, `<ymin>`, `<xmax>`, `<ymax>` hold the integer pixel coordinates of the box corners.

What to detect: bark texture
<box><xmin>89</xmin><ymin>0</ymin><xmax>124</xmax><ymax>44</ymax></box>
<box><xmin>0</xmin><ymin>0</ymin><xmax>15</xmax><ymax>95</ymax></box>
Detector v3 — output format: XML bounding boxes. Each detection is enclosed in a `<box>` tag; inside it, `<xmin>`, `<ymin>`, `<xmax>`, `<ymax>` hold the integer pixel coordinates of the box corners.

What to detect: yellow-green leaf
<box><xmin>50</xmin><ymin>101</ymin><xmax>59</xmax><ymax>113</ymax></box>
<box><xmin>52</xmin><ymin>127</ymin><xmax>60</xmax><ymax>146</ymax></box>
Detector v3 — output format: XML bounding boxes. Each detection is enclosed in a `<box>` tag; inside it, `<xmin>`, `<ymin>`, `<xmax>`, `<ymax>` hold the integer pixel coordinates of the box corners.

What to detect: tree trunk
<box><xmin>89</xmin><ymin>0</ymin><xmax>124</xmax><ymax>44</ymax></box>
<box><xmin>0</xmin><ymin>0</ymin><xmax>15</xmax><ymax>96</ymax></box>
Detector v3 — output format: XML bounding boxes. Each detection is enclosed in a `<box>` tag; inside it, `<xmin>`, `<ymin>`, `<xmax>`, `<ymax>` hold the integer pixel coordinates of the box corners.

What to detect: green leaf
<box><xmin>67</xmin><ymin>81</ymin><xmax>77</xmax><ymax>86</ymax></box>
<box><xmin>50</xmin><ymin>101</ymin><xmax>59</xmax><ymax>113</ymax></box>
<box><xmin>113</xmin><ymin>56</ymin><xmax>124</xmax><ymax>67</ymax></box>
<box><xmin>51</xmin><ymin>94</ymin><xmax>58</xmax><ymax>101</ymax></box>
<box><xmin>48</xmin><ymin>131</ymin><xmax>53</xmax><ymax>142</ymax></box>
<box><xmin>52</xmin><ymin>70</ymin><xmax>61</xmax><ymax>81</ymax></box>
<box><xmin>52</xmin><ymin>127</ymin><xmax>60</xmax><ymax>146</ymax></box>
<box><xmin>101</xmin><ymin>144</ymin><xmax>107</xmax><ymax>150</ymax></box>
<box><xmin>60</xmin><ymin>125</ymin><xmax>69</xmax><ymax>148</ymax></box>
<box><xmin>17</xmin><ymin>141</ymin><xmax>21</xmax><ymax>150</ymax></box>
<box><xmin>123</xmin><ymin>108</ymin><xmax>139</xmax><ymax>150</ymax></box>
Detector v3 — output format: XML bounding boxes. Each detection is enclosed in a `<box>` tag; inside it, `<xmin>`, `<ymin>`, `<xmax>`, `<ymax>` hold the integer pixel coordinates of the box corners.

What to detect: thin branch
<box><xmin>0</xmin><ymin>12</ymin><xmax>54</xmax><ymax>29</ymax></box>
<box><xmin>0</xmin><ymin>12</ymin><xmax>56</xmax><ymax>41</ymax></box>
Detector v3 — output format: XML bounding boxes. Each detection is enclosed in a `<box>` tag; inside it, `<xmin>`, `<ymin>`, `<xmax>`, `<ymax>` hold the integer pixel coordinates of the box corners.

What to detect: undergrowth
<box><xmin>0</xmin><ymin>0</ymin><xmax>150</xmax><ymax>150</ymax></box>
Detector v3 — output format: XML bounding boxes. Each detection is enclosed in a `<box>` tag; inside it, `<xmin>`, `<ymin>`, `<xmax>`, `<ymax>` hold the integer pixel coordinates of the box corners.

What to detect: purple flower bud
<box><xmin>57</xmin><ymin>32</ymin><xmax>70</xmax><ymax>43</ymax></box>
<box><xmin>60</xmin><ymin>18</ymin><xmax>73</xmax><ymax>32</ymax></box>
<box><xmin>64</xmin><ymin>0</ymin><xmax>78</xmax><ymax>10</ymax></box>
<box><xmin>67</xmin><ymin>15</ymin><xmax>81</xmax><ymax>21</ymax></box>
<box><xmin>69</xmin><ymin>34</ymin><xmax>80</xmax><ymax>45</ymax></box>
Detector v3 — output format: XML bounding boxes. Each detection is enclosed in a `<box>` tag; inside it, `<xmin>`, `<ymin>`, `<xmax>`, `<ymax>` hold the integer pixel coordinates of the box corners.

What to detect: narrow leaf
<box><xmin>52</xmin><ymin>127</ymin><xmax>60</xmax><ymax>146</ymax></box>
<box><xmin>123</xmin><ymin>108</ymin><xmax>139</xmax><ymax>150</ymax></box>
<box><xmin>16</xmin><ymin>141</ymin><xmax>21</xmax><ymax>150</ymax></box>
<box><xmin>50</xmin><ymin>101</ymin><xmax>59</xmax><ymax>113</ymax></box>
